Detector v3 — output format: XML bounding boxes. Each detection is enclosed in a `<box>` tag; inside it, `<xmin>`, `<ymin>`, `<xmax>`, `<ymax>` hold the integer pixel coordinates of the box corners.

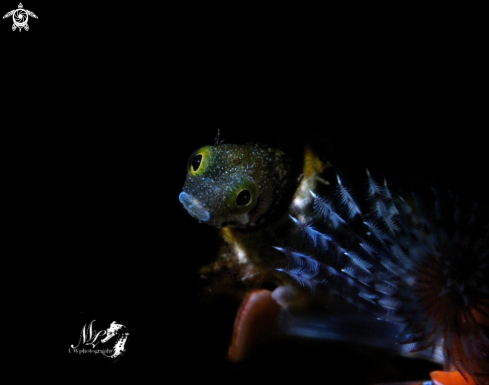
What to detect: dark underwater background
<box><xmin>3</xmin><ymin>3</ymin><xmax>486</xmax><ymax>383</ymax></box>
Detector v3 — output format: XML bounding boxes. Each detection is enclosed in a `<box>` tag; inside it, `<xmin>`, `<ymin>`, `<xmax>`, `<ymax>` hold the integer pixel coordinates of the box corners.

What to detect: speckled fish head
<box><xmin>179</xmin><ymin>143</ymin><xmax>294</xmax><ymax>228</ymax></box>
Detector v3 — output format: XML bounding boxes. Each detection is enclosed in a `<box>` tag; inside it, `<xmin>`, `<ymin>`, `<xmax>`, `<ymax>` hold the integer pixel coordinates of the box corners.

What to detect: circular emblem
<box><xmin>2</xmin><ymin>3</ymin><xmax>37</xmax><ymax>32</ymax></box>
<box><xmin>13</xmin><ymin>8</ymin><xmax>28</xmax><ymax>28</ymax></box>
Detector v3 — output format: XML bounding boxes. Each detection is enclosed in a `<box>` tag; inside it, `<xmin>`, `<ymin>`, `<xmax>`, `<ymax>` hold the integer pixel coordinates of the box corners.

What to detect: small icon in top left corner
<box><xmin>3</xmin><ymin>3</ymin><xmax>37</xmax><ymax>32</ymax></box>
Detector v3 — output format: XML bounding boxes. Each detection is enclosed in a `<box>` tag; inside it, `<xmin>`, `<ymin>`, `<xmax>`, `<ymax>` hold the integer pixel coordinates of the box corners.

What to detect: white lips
<box><xmin>179</xmin><ymin>192</ymin><xmax>211</xmax><ymax>222</ymax></box>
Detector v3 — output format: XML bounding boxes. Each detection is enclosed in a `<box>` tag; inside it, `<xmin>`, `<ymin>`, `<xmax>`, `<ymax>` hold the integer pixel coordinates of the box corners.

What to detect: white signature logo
<box><xmin>70</xmin><ymin>320</ymin><xmax>129</xmax><ymax>360</ymax></box>
<box><xmin>3</xmin><ymin>3</ymin><xmax>37</xmax><ymax>32</ymax></box>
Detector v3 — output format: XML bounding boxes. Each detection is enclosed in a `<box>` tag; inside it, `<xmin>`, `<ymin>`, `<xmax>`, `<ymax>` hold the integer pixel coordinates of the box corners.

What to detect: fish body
<box><xmin>179</xmin><ymin>140</ymin><xmax>489</xmax><ymax>385</ymax></box>
<box><xmin>180</xmin><ymin>142</ymin><xmax>328</xmax><ymax>300</ymax></box>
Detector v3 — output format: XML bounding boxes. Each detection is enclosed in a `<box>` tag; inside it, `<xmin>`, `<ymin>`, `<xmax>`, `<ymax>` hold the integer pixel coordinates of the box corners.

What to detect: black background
<box><xmin>3</xmin><ymin>3</ymin><xmax>487</xmax><ymax>384</ymax></box>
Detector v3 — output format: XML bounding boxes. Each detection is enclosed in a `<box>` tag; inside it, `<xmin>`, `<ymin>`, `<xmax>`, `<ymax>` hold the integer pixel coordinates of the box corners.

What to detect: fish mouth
<box><xmin>179</xmin><ymin>192</ymin><xmax>211</xmax><ymax>222</ymax></box>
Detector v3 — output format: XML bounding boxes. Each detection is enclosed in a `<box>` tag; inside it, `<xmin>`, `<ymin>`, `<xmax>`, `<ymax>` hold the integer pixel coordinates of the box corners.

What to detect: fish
<box><xmin>179</xmin><ymin>137</ymin><xmax>489</xmax><ymax>385</ymax></box>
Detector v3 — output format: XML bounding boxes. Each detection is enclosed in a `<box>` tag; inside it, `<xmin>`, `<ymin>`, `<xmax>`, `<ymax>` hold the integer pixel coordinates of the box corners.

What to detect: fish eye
<box><xmin>228</xmin><ymin>180</ymin><xmax>257</xmax><ymax>215</ymax></box>
<box><xmin>187</xmin><ymin>146</ymin><xmax>213</xmax><ymax>176</ymax></box>
<box><xmin>189</xmin><ymin>153</ymin><xmax>203</xmax><ymax>173</ymax></box>
<box><xmin>236</xmin><ymin>189</ymin><xmax>252</xmax><ymax>206</ymax></box>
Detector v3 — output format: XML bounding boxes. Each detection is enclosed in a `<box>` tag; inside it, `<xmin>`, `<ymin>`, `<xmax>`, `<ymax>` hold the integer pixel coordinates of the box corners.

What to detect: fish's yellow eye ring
<box><xmin>227</xmin><ymin>180</ymin><xmax>258</xmax><ymax>215</ymax></box>
<box><xmin>187</xmin><ymin>146</ymin><xmax>213</xmax><ymax>176</ymax></box>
